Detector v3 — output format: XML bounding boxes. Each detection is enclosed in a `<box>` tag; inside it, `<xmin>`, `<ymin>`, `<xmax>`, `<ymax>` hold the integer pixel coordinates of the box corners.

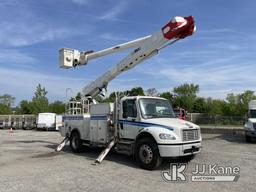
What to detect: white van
<box><xmin>55</xmin><ymin>115</ymin><xmax>63</xmax><ymax>131</ymax></box>
<box><xmin>245</xmin><ymin>100</ymin><xmax>256</xmax><ymax>142</ymax></box>
<box><xmin>37</xmin><ymin>113</ymin><xmax>56</xmax><ymax>131</ymax></box>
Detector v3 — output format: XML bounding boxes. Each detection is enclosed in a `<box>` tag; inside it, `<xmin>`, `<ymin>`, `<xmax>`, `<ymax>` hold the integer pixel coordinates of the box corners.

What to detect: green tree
<box><xmin>102</xmin><ymin>91</ymin><xmax>123</xmax><ymax>103</ymax></box>
<box><xmin>193</xmin><ymin>97</ymin><xmax>207</xmax><ymax>113</ymax></box>
<box><xmin>0</xmin><ymin>94</ymin><xmax>15</xmax><ymax>114</ymax></box>
<box><xmin>48</xmin><ymin>101</ymin><xmax>65</xmax><ymax>114</ymax></box>
<box><xmin>104</xmin><ymin>92</ymin><xmax>115</xmax><ymax>102</ymax></box>
<box><xmin>239</xmin><ymin>90</ymin><xmax>256</xmax><ymax>115</ymax></box>
<box><xmin>18</xmin><ymin>100</ymin><xmax>33</xmax><ymax>114</ymax></box>
<box><xmin>173</xmin><ymin>83</ymin><xmax>199</xmax><ymax>112</ymax></box>
<box><xmin>225</xmin><ymin>93</ymin><xmax>238</xmax><ymax>115</ymax></box>
<box><xmin>206</xmin><ymin>98</ymin><xmax>227</xmax><ymax>115</ymax></box>
<box><xmin>0</xmin><ymin>94</ymin><xmax>15</xmax><ymax>107</ymax></box>
<box><xmin>128</xmin><ymin>87</ymin><xmax>144</xmax><ymax>96</ymax></box>
<box><xmin>0</xmin><ymin>104</ymin><xmax>12</xmax><ymax>114</ymax></box>
<box><xmin>101</xmin><ymin>87</ymin><xmax>145</xmax><ymax>103</ymax></box>
<box><xmin>145</xmin><ymin>88</ymin><xmax>159</xmax><ymax>97</ymax></box>
<box><xmin>75</xmin><ymin>92</ymin><xmax>81</xmax><ymax>100</ymax></box>
<box><xmin>70</xmin><ymin>92</ymin><xmax>81</xmax><ymax>101</ymax></box>
<box><xmin>159</xmin><ymin>91</ymin><xmax>175</xmax><ymax>106</ymax></box>
<box><xmin>225</xmin><ymin>90</ymin><xmax>256</xmax><ymax>116</ymax></box>
<box><xmin>31</xmin><ymin>84</ymin><xmax>49</xmax><ymax>114</ymax></box>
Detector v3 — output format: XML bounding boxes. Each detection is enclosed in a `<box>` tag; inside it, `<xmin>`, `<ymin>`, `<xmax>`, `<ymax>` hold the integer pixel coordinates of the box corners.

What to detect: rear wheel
<box><xmin>70</xmin><ymin>131</ymin><xmax>83</xmax><ymax>153</ymax></box>
<box><xmin>135</xmin><ymin>137</ymin><xmax>162</xmax><ymax>170</ymax></box>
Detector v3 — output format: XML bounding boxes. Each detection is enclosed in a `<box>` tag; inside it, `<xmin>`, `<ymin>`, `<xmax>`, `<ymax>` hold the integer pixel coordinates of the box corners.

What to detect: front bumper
<box><xmin>158</xmin><ymin>141</ymin><xmax>201</xmax><ymax>157</ymax></box>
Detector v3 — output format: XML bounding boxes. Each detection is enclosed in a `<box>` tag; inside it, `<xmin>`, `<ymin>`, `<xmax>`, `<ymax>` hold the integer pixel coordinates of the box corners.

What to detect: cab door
<box><xmin>118</xmin><ymin>99</ymin><xmax>140</xmax><ymax>139</ymax></box>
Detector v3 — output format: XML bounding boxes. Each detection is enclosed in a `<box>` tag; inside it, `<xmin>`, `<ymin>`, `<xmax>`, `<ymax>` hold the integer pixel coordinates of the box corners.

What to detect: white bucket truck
<box><xmin>57</xmin><ymin>16</ymin><xmax>202</xmax><ymax>169</ymax></box>
<box><xmin>244</xmin><ymin>100</ymin><xmax>256</xmax><ymax>142</ymax></box>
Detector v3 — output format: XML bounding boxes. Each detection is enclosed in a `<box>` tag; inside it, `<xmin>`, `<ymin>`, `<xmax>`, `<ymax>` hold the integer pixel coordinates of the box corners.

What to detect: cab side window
<box><xmin>123</xmin><ymin>100</ymin><xmax>137</xmax><ymax>118</ymax></box>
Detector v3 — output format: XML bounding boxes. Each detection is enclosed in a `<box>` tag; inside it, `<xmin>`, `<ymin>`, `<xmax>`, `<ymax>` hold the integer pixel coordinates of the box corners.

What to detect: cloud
<box><xmin>99</xmin><ymin>33</ymin><xmax>130</xmax><ymax>41</ymax></box>
<box><xmin>0</xmin><ymin>1</ymin><xmax>94</xmax><ymax>48</ymax></box>
<box><xmin>0</xmin><ymin>65</ymin><xmax>141</xmax><ymax>104</ymax></box>
<box><xmin>134</xmin><ymin>54</ymin><xmax>256</xmax><ymax>99</ymax></box>
<box><xmin>99</xmin><ymin>1</ymin><xmax>128</xmax><ymax>20</ymax></box>
<box><xmin>0</xmin><ymin>22</ymin><xmax>80</xmax><ymax>47</ymax></box>
<box><xmin>198</xmin><ymin>28</ymin><xmax>236</xmax><ymax>34</ymax></box>
<box><xmin>195</xmin><ymin>28</ymin><xmax>247</xmax><ymax>42</ymax></box>
<box><xmin>209</xmin><ymin>42</ymin><xmax>241</xmax><ymax>51</ymax></box>
<box><xmin>0</xmin><ymin>50</ymin><xmax>35</xmax><ymax>65</ymax></box>
<box><xmin>71</xmin><ymin>0</ymin><xmax>91</xmax><ymax>5</ymax></box>
<box><xmin>167</xmin><ymin>59</ymin><xmax>255</xmax><ymax>85</ymax></box>
<box><xmin>0</xmin><ymin>67</ymin><xmax>90</xmax><ymax>103</ymax></box>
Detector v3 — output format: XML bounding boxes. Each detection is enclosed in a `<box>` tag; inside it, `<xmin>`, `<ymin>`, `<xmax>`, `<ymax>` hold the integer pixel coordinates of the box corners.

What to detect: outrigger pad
<box><xmin>55</xmin><ymin>136</ymin><xmax>69</xmax><ymax>152</ymax></box>
<box><xmin>94</xmin><ymin>139</ymin><xmax>116</xmax><ymax>164</ymax></box>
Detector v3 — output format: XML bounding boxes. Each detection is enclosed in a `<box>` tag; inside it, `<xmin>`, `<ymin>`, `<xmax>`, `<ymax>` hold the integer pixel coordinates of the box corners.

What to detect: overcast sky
<box><xmin>0</xmin><ymin>0</ymin><xmax>256</xmax><ymax>105</ymax></box>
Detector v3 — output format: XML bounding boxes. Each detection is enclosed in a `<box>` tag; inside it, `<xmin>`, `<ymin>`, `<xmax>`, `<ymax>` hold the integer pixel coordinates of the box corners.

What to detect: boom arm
<box><xmin>59</xmin><ymin>16</ymin><xmax>196</xmax><ymax>100</ymax></box>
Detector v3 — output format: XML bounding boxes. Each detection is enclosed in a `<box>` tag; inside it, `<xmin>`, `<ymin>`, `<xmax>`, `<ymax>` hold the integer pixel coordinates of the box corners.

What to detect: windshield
<box><xmin>250</xmin><ymin>110</ymin><xmax>256</xmax><ymax>118</ymax></box>
<box><xmin>139</xmin><ymin>98</ymin><xmax>175</xmax><ymax>119</ymax></box>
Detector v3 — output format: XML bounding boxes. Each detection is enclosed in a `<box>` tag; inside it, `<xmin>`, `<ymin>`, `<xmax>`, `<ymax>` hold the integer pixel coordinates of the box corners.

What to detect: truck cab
<box><xmin>244</xmin><ymin>100</ymin><xmax>256</xmax><ymax>142</ymax></box>
<box><xmin>118</xmin><ymin>96</ymin><xmax>201</xmax><ymax>168</ymax></box>
<box><xmin>60</xmin><ymin>96</ymin><xmax>202</xmax><ymax>169</ymax></box>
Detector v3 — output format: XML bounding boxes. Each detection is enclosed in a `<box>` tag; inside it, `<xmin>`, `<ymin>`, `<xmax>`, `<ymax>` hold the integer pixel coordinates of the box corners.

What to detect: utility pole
<box><xmin>65</xmin><ymin>88</ymin><xmax>72</xmax><ymax>101</ymax></box>
<box><xmin>65</xmin><ymin>88</ymin><xmax>72</xmax><ymax>114</ymax></box>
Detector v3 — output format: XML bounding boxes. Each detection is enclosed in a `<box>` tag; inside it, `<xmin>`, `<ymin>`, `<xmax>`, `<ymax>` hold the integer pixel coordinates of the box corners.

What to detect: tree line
<box><xmin>0</xmin><ymin>83</ymin><xmax>255</xmax><ymax>117</ymax></box>
<box><xmin>0</xmin><ymin>84</ymin><xmax>65</xmax><ymax>115</ymax></box>
<box><xmin>96</xmin><ymin>84</ymin><xmax>255</xmax><ymax>117</ymax></box>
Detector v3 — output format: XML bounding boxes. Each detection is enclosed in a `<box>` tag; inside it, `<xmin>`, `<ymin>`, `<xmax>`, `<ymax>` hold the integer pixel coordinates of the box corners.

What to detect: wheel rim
<box><xmin>139</xmin><ymin>144</ymin><xmax>153</xmax><ymax>164</ymax></box>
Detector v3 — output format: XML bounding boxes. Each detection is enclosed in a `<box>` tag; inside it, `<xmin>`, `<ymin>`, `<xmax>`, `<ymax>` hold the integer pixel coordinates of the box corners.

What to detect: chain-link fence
<box><xmin>187</xmin><ymin>113</ymin><xmax>245</xmax><ymax>127</ymax></box>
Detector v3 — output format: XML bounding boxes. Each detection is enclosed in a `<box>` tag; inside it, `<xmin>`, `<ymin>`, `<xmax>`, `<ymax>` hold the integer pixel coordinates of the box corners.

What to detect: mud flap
<box><xmin>55</xmin><ymin>136</ymin><xmax>69</xmax><ymax>152</ymax></box>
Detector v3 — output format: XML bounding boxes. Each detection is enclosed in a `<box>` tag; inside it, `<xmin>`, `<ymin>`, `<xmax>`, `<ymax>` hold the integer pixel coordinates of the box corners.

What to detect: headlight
<box><xmin>159</xmin><ymin>133</ymin><xmax>176</xmax><ymax>140</ymax></box>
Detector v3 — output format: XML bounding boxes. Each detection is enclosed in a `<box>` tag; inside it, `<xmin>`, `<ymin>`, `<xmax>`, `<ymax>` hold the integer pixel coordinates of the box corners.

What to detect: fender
<box><xmin>69</xmin><ymin>127</ymin><xmax>82</xmax><ymax>138</ymax></box>
<box><xmin>136</xmin><ymin>126</ymin><xmax>180</xmax><ymax>145</ymax></box>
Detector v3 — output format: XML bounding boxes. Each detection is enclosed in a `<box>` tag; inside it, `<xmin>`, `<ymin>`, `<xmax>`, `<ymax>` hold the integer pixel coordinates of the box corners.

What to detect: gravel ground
<box><xmin>0</xmin><ymin>130</ymin><xmax>255</xmax><ymax>192</ymax></box>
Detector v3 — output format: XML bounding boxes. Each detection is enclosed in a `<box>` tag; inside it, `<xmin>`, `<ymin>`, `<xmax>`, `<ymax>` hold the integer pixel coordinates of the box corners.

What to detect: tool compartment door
<box><xmin>90</xmin><ymin>103</ymin><xmax>113</xmax><ymax>144</ymax></box>
<box><xmin>90</xmin><ymin>116</ymin><xmax>109</xmax><ymax>144</ymax></box>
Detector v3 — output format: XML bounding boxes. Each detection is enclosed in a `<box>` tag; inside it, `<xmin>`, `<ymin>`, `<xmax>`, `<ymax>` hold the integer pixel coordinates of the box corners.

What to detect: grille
<box><xmin>182</xmin><ymin>129</ymin><xmax>199</xmax><ymax>141</ymax></box>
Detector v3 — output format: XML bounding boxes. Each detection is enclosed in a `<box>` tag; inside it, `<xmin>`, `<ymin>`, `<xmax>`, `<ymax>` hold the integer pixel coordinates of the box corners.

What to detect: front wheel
<box><xmin>135</xmin><ymin>138</ymin><xmax>162</xmax><ymax>170</ymax></box>
<box><xmin>70</xmin><ymin>131</ymin><xmax>83</xmax><ymax>153</ymax></box>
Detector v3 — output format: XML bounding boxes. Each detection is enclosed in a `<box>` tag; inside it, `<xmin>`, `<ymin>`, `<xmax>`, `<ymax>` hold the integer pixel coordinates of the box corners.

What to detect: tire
<box><xmin>135</xmin><ymin>137</ymin><xmax>162</xmax><ymax>170</ymax></box>
<box><xmin>245</xmin><ymin>135</ymin><xmax>252</xmax><ymax>143</ymax></box>
<box><xmin>70</xmin><ymin>131</ymin><xmax>83</xmax><ymax>153</ymax></box>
